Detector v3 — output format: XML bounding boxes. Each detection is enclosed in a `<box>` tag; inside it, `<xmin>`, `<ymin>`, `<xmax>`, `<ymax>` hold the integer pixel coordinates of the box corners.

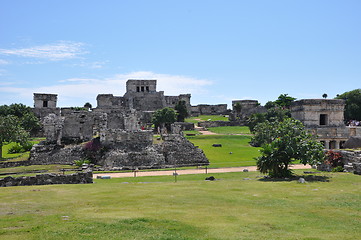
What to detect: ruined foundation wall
<box><xmin>0</xmin><ymin>171</ymin><xmax>93</xmax><ymax>187</ymax></box>
<box><xmin>197</xmin><ymin>121</ymin><xmax>239</xmax><ymax>128</ymax></box>
<box><xmin>341</xmin><ymin>150</ymin><xmax>361</xmax><ymax>174</ymax></box>
<box><xmin>229</xmin><ymin>100</ymin><xmax>266</xmax><ymax>122</ymax></box>
<box><xmin>193</xmin><ymin>104</ymin><xmax>228</xmax><ymax>115</ymax></box>
<box><xmin>29</xmin><ymin>133</ymin><xmax>209</xmax><ymax>170</ymax></box>
<box><xmin>29</xmin><ymin>144</ymin><xmax>84</xmax><ymax>165</ymax></box>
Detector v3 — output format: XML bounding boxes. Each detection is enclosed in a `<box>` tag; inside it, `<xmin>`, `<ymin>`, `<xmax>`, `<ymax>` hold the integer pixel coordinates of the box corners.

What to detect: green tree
<box><xmin>0</xmin><ymin>115</ymin><xmax>29</xmax><ymax>158</ymax></box>
<box><xmin>264</xmin><ymin>101</ymin><xmax>277</xmax><ymax>109</ymax></box>
<box><xmin>174</xmin><ymin>100</ymin><xmax>189</xmax><ymax>122</ymax></box>
<box><xmin>247</xmin><ymin>113</ymin><xmax>267</xmax><ymax>133</ymax></box>
<box><xmin>255</xmin><ymin>118</ymin><xmax>325</xmax><ymax>178</ymax></box>
<box><xmin>0</xmin><ymin>103</ymin><xmax>41</xmax><ymax>134</ymax></box>
<box><xmin>274</xmin><ymin>94</ymin><xmax>296</xmax><ymax>108</ymax></box>
<box><xmin>322</xmin><ymin>93</ymin><xmax>328</xmax><ymax>99</ymax></box>
<box><xmin>20</xmin><ymin>112</ymin><xmax>41</xmax><ymax>133</ymax></box>
<box><xmin>152</xmin><ymin>107</ymin><xmax>177</xmax><ymax>132</ymax></box>
<box><xmin>84</xmin><ymin>102</ymin><xmax>92</xmax><ymax>110</ymax></box>
<box><xmin>335</xmin><ymin>89</ymin><xmax>361</xmax><ymax>121</ymax></box>
<box><xmin>247</xmin><ymin>108</ymin><xmax>290</xmax><ymax>133</ymax></box>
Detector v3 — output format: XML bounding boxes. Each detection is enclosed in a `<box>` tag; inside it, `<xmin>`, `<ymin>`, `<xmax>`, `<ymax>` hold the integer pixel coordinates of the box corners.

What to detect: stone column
<box><xmin>325</xmin><ymin>140</ymin><xmax>330</xmax><ymax>149</ymax></box>
<box><xmin>335</xmin><ymin>141</ymin><xmax>340</xmax><ymax>149</ymax></box>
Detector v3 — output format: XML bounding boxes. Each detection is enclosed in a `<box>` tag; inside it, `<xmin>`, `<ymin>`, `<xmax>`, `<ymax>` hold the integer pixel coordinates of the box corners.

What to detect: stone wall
<box><xmin>229</xmin><ymin>100</ymin><xmax>266</xmax><ymax>122</ymax></box>
<box><xmin>0</xmin><ymin>171</ymin><xmax>93</xmax><ymax>187</ymax></box>
<box><xmin>291</xmin><ymin>99</ymin><xmax>345</xmax><ymax>128</ymax></box>
<box><xmin>99</xmin><ymin>134</ymin><xmax>208</xmax><ymax>169</ymax></box>
<box><xmin>42</xmin><ymin>110</ymin><xmax>142</xmax><ymax>145</ymax></box>
<box><xmin>157</xmin><ymin>134</ymin><xmax>208</xmax><ymax>167</ymax></box>
<box><xmin>29</xmin><ymin>133</ymin><xmax>209</xmax><ymax>170</ymax></box>
<box><xmin>172</xmin><ymin>122</ymin><xmax>195</xmax><ymax>131</ymax></box>
<box><xmin>0</xmin><ymin>160</ymin><xmax>30</xmax><ymax>168</ymax></box>
<box><xmin>29</xmin><ymin>144</ymin><xmax>84</xmax><ymax>165</ymax></box>
<box><xmin>341</xmin><ymin>150</ymin><xmax>361</xmax><ymax>174</ymax></box>
<box><xmin>192</xmin><ymin>104</ymin><xmax>228</xmax><ymax>116</ymax></box>
<box><xmin>197</xmin><ymin>121</ymin><xmax>238</xmax><ymax>128</ymax></box>
<box><xmin>96</xmin><ymin>94</ymin><xmax>126</xmax><ymax>108</ymax></box>
<box><xmin>123</xmin><ymin>91</ymin><xmax>166</xmax><ymax>111</ymax></box>
<box><xmin>101</xmin><ymin>130</ymin><xmax>153</xmax><ymax>150</ymax></box>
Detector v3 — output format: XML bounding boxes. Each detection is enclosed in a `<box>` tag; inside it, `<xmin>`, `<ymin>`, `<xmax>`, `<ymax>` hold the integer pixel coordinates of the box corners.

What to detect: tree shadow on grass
<box><xmin>258</xmin><ymin>172</ymin><xmax>330</xmax><ymax>182</ymax></box>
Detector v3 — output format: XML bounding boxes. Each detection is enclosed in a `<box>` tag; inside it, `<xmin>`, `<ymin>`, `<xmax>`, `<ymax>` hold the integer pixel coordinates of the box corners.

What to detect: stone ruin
<box><xmin>0</xmin><ymin>171</ymin><xmax>93</xmax><ymax>187</ymax></box>
<box><xmin>31</xmin><ymin>80</ymin><xmax>361</xmax><ymax>163</ymax></box>
<box><xmin>30</xmin><ymin>80</ymin><xmax>209</xmax><ymax>170</ymax></box>
<box><xmin>229</xmin><ymin>100</ymin><xmax>266</xmax><ymax>123</ymax></box>
<box><xmin>291</xmin><ymin>99</ymin><xmax>361</xmax><ymax>149</ymax></box>
<box><xmin>191</xmin><ymin>104</ymin><xmax>229</xmax><ymax>116</ymax></box>
<box><xmin>317</xmin><ymin>150</ymin><xmax>361</xmax><ymax>174</ymax></box>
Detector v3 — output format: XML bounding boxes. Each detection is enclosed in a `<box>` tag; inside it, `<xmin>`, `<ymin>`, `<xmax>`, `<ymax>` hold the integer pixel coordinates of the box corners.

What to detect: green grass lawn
<box><xmin>1</xmin><ymin>138</ymin><xmax>44</xmax><ymax>161</ymax></box>
<box><xmin>0</xmin><ymin>170</ymin><xmax>360</xmax><ymax>240</ymax></box>
<box><xmin>186</xmin><ymin>134</ymin><xmax>260</xmax><ymax>167</ymax></box>
<box><xmin>207</xmin><ymin>126</ymin><xmax>251</xmax><ymax>134</ymax></box>
<box><xmin>185</xmin><ymin>115</ymin><xmax>229</xmax><ymax>124</ymax></box>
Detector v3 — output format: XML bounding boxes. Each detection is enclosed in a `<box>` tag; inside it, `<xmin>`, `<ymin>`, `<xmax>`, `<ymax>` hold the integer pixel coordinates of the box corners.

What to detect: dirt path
<box><xmin>93</xmin><ymin>164</ymin><xmax>312</xmax><ymax>179</ymax></box>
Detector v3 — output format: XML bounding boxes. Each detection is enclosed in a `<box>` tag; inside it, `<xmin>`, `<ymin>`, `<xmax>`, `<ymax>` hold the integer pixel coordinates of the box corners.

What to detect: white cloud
<box><xmin>0</xmin><ymin>71</ymin><xmax>213</xmax><ymax>107</ymax></box>
<box><xmin>72</xmin><ymin>60</ymin><xmax>108</xmax><ymax>69</ymax></box>
<box><xmin>0</xmin><ymin>41</ymin><xmax>87</xmax><ymax>61</ymax></box>
<box><xmin>0</xmin><ymin>59</ymin><xmax>10</xmax><ymax>65</ymax></box>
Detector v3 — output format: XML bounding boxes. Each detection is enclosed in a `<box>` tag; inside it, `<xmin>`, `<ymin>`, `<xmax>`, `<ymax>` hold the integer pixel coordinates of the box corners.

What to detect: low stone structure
<box><xmin>291</xmin><ymin>99</ymin><xmax>361</xmax><ymax>149</ymax></box>
<box><xmin>341</xmin><ymin>150</ymin><xmax>361</xmax><ymax>174</ymax></box>
<box><xmin>0</xmin><ymin>171</ymin><xmax>93</xmax><ymax>187</ymax></box>
<box><xmin>229</xmin><ymin>100</ymin><xmax>266</xmax><ymax>123</ymax></box>
<box><xmin>197</xmin><ymin>121</ymin><xmax>238</xmax><ymax>128</ymax></box>
<box><xmin>30</xmin><ymin>133</ymin><xmax>208</xmax><ymax>170</ymax></box>
<box><xmin>172</xmin><ymin>122</ymin><xmax>195</xmax><ymax>131</ymax></box>
<box><xmin>317</xmin><ymin>150</ymin><xmax>361</xmax><ymax>174</ymax></box>
<box><xmin>30</xmin><ymin>143</ymin><xmax>84</xmax><ymax>165</ymax></box>
<box><xmin>0</xmin><ymin>160</ymin><xmax>30</xmax><ymax>168</ymax></box>
<box><xmin>191</xmin><ymin>104</ymin><xmax>228</xmax><ymax>116</ymax></box>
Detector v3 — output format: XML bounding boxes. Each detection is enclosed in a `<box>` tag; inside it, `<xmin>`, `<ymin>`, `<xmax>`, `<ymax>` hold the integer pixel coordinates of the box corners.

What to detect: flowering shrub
<box><xmin>83</xmin><ymin>137</ymin><xmax>102</xmax><ymax>163</ymax></box>
<box><xmin>84</xmin><ymin>137</ymin><xmax>101</xmax><ymax>151</ymax></box>
<box><xmin>325</xmin><ymin>150</ymin><xmax>343</xmax><ymax>168</ymax></box>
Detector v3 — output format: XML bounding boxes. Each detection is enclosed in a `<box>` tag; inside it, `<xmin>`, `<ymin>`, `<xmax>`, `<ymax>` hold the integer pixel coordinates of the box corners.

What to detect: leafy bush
<box><xmin>21</xmin><ymin>142</ymin><xmax>34</xmax><ymax>151</ymax></box>
<box><xmin>332</xmin><ymin>166</ymin><xmax>344</xmax><ymax>172</ymax></box>
<box><xmin>7</xmin><ymin>141</ymin><xmax>35</xmax><ymax>154</ymax></box>
<box><xmin>8</xmin><ymin>143</ymin><xmax>24</xmax><ymax>154</ymax></box>
<box><xmin>74</xmin><ymin>159</ymin><xmax>91</xmax><ymax>167</ymax></box>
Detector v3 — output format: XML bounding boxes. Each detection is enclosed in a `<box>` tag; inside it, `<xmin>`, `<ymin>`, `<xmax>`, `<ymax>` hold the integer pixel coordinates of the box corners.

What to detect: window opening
<box><xmin>43</xmin><ymin>101</ymin><xmax>48</xmax><ymax>108</ymax></box>
<box><xmin>320</xmin><ymin>114</ymin><xmax>328</xmax><ymax>126</ymax></box>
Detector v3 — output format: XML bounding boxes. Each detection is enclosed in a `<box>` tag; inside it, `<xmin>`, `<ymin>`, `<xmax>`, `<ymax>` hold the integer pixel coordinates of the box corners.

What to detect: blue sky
<box><xmin>1</xmin><ymin>0</ymin><xmax>360</xmax><ymax>108</ymax></box>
